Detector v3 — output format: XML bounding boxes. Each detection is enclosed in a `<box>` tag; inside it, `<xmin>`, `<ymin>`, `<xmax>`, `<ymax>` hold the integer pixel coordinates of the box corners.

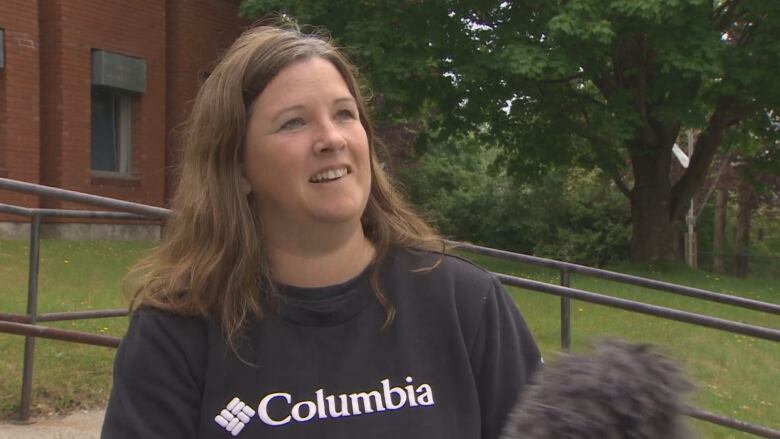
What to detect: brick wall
<box><xmin>165</xmin><ymin>0</ymin><xmax>245</xmax><ymax>201</ymax></box>
<box><xmin>0</xmin><ymin>0</ymin><xmax>244</xmax><ymax>226</ymax></box>
<box><xmin>39</xmin><ymin>0</ymin><xmax>167</xmax><ymax>211</ymax></box>
<box><xmin>0</xmin><ymin>0</ymin><xmax>41</xmax><ymax>213</ymax></box>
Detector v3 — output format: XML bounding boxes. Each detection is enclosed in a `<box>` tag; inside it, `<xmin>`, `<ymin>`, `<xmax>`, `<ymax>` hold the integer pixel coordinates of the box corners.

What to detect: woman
<box><xmin>101</xmin><ymin>24</ymin><xmax>540</xmax><ymax>439</ymax></box>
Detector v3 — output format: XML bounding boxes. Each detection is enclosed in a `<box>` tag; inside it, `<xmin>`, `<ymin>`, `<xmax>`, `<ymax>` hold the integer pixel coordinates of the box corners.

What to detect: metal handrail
<box><xmin>0</xmin><ymin>177</ymin><xmax>169</xmax><ymax>421</ymax></box>
<box><xmin>686</xmin><ymin>407</ymin><xmax>780</xmax><ymax>439</ymax></box>
<box><xmin>0</xmin><ymin>320</ymin><xmax>121</xmax><ymax>348</ymax></box>
<box><xmin>494</xmin><ymin>273</ymin><xmax>780</xmax><ymax>342</ymax></box>
<box><xmin>449</xmin><ymin>240</ymin><xmax>780</xmax><ymax>315</ymax></box>
<box><xmin>0</xmin><ymin>309</ymin><xmax>128</xmax><ymax>324</ymax></box>
<box><xmin>1</xmin><ymin>177</ymin><xmax>778</xmax><ymax>437</ymax></box>
<box><xmin>0</xmin><ymin>177</ymin><xmax>169</xmax><ymax>218</ymax></box>
<box><xmin>0</xmin><ymin>203</ymin><xmax>149</xmax><ymax>220</ymax></box>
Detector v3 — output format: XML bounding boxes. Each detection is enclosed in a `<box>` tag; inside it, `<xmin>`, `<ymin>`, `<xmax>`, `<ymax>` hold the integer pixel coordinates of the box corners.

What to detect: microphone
<box><xmin>502</xmin><ymin>339</ymin><xmax>694</xmax><ymax>439</ymax></box>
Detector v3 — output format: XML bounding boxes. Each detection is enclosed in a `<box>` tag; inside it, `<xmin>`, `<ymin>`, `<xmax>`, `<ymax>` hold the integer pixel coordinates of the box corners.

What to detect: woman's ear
<box><xmin>239</xmin><ymin>174</ymin><xmax>252</xmax><ymax>195</ymax></box>
<box><xmin>239</xmin><ymin>163</ymin><xmax>252</xmax><ymax>195</ymax></box>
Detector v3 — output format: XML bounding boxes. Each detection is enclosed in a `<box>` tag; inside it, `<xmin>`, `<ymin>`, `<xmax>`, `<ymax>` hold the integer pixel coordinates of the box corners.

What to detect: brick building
<box><xmin>0</xmin><ymin>0</ymin><xmax>245</xmax><ymax>238</ymax></box>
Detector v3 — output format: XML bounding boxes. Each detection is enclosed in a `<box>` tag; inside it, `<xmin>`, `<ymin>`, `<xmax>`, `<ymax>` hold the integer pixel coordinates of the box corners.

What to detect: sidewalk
<box><xmin>0</xmin><ymin>409</ymin><xmax>104</xmax><ymax>439</ymax></box>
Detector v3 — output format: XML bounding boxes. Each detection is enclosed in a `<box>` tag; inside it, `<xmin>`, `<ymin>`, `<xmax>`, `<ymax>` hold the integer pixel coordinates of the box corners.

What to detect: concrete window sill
<box><xmin>90</xmin><ymin>171</ymin><xmax>142</xmax><ymax>187</ymax></box>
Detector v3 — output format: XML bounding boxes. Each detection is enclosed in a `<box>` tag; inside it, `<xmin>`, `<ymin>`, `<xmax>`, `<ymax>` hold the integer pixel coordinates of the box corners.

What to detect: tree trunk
<box><xmin>629</xmin><ymin>134</ymin><xmax>681</xmax><ymax>262</ymax></box>
<box><xmin>630</xmin><ymin>184</ymin><xmax>681</xmax><ymax>262</ymax></box>
<box><xmin>624</xmin><ymin>96</ymin><xmax>737</xmax><ymax>263</ymax></box>
<box><xmin>713</xmin><ymin>188</ymin><xmax>727</xmax><ymax>274</ymax></box>
<box><xmin>630</xmin><ymin>203</ymin><xmax>680</xmax><ymax>262</ymax></box>
<box><xmin>734</xmin><ymin>183</ymin><xmax>756</xmax><ymax>278</ymax></box>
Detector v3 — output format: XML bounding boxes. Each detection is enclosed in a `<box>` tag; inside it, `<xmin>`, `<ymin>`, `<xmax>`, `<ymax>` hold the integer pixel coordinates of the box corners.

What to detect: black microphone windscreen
<box><xmin>502</xmin><ymin>339</ymin><xmax>694</xmax><ymax>439</ymax></box>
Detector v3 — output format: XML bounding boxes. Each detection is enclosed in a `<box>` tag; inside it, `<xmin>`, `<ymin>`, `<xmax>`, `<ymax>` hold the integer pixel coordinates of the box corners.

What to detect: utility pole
<box><xmin>685</xmin><ymin>130</ymin><xmax>698</xmax><ymax>268</ymax></box>
<box><xmin>672</xmin><ymin>130</ymin><xmax>699</xmax><ymax>269</ymax></box>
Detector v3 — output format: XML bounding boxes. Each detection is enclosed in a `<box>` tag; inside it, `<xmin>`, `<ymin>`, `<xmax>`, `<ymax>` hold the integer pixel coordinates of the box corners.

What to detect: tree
<box><xmin>240</xmin><ymin>0</ymin><xmax>780</xmax><ymax>262</ymax></box>
<box><xmin>240</xmin><ymin>0</ymin><xmax>473</xmax><ymax>124</ymax></box>
<box><xmin>713</xmin><ymin>185</ymin><xmax>728</xmax><ymax>273</ymax></box>
<box><xmin>731</xmin><ymin>126</ymin><xmax>780</xmax><ymax>276</ymax></box>
<box><xmin>706</xmin><ymin>121</ymin><xmax>780</xmax><ymax>276</ymax></box>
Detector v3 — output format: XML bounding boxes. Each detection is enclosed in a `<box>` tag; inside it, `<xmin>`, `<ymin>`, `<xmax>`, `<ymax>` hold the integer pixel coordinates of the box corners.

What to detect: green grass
<box><xmin>0</xmin><ymin>240</ymin><xmax>778</xmax><ymax>438</ymax></box>
<box><xmin>0</xmin><ymin>239</ymin><xmax>154</xmax><ymax>418</ymax></box>
<box><xmin>460</xmin><ymin>252</ymin><xmax>779</xmax><ymax>439</ymax></box>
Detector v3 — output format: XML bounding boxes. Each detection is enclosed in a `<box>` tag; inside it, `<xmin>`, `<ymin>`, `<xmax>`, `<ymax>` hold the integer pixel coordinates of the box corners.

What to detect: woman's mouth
<box><xmin>310</xmin><ymin>167</ymin><xmax>349</xmax><ymax>183</ymax></box>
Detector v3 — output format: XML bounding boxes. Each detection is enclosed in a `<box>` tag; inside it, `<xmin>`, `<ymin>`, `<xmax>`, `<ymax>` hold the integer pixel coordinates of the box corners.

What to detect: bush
<box><xmin>395</xmin><ymin>137</ymin><xmax>631</xmax><ymax>266</ymax></box>
<box><xmin>532</xmin><ymin>169</ymin><xmax>631</xmax><ymax>266</ymax></box>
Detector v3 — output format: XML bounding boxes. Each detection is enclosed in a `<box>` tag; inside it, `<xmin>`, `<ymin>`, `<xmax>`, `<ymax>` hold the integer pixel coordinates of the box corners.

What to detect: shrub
<box><xmin>395</xmin><ymin>138</ymin><xmax>630</xmax><ymax>266</ymax></box>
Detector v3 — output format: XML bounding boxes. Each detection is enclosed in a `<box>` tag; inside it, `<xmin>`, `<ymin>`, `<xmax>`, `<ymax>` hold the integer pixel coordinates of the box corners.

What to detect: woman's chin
<box><xmin>307</xmin><ymin>206</ymin><xmax>366</xmax><ymax>226</ymax></box>
<box><xmin>305</xmin><ymin>198</ymin><xmax>368</xmax><ymax>225</ymax></box>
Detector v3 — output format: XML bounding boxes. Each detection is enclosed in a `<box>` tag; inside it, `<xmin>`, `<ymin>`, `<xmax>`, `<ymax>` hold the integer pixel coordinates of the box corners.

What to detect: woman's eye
<box><xmin>335</xmin><ymin>109</ymin><xmax>357</xmax><ymax>121</ymax></box>
<box><xmin>280</xmin><ymin>117</ymin><xmax>305</xmax><ymax>131</ymax></box>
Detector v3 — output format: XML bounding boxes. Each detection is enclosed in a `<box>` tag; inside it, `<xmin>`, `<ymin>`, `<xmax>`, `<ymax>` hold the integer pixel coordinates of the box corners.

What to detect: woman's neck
<box><xmin>264</xmin><ymin>221</ymin><xmax>376</xmax><ymax>288</ymax></box>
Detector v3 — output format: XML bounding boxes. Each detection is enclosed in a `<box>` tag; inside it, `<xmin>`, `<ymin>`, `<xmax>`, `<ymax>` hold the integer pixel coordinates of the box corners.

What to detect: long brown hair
<box><xmin>128</xmin><ymin>24</ymin><xmax>441</xmax><ymax>345</ymax></box>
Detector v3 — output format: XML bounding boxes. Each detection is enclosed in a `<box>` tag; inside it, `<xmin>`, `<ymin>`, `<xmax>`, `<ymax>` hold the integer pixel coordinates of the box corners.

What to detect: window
<box><xmin>90</xmin><ymin>87</ymin><xmax>132</xmax><ymax>174</ymax></box>
<box><xmin>90</xmin><ymin>49</ymin><xmax>146</xmax><ymax>175</ymax></box>
<box><xmin>0</xmin><ymin>28</ymin><xmax>5</xmax><ymax>172</ymax></box>
<box><xmin>0</xmin><ymin>28</ymin><xmax>5</xmax><ymax>69</ymax></box>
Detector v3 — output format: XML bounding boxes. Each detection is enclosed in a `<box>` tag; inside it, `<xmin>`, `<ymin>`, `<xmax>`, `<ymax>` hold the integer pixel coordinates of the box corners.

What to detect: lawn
<box><xmin>460</xmin><ymin>252</ymin><xmax>779</xmax><ymax>439</ymax></box>
<box><xmin>0</xmin><ymin>240</ymin><xmax>153</xmax><ymax>418</ymax></box>
<box><xmin>0</xmin><ymin>239</ymin><xmax>778</xmax><ymax>438</ymax></box>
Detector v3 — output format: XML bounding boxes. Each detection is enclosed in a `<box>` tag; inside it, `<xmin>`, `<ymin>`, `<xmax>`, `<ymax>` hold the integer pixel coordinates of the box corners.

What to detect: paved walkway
<box><xmin>0</xmin><ymin>409</ymin><xmax>104</xmax><ymax>439</ymax></box>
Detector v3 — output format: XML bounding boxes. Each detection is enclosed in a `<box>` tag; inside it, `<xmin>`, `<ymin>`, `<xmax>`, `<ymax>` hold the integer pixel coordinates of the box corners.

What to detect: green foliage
<box><xmin>240</xmin><ymin>0</ymin><xmax>780</xmax><ymax>260</ymax></box>
<box><xmin>696</xmin><ymin>196</ymin><xmax>780</xmax><ymax>279</ymax></box>
<box><xmin>240</xmin><ymin>0</ymin><xmax>780</xmax><ymax>161</ymax></box>
<box><xmin>396</xmin><ymin>136</ymin><xmax>544</xmax><ymax>253</ymax></box>
<box><xmin>239</xmin><ymin>0</ymin><xmax>470</xmax><ymax>123</ymax></box>
<box><xmin>477</xmin><ymin>0</ymin><xmax>780</xmax><ymax>178</ymax></box>
<box><xmin>395</xmin><ymin>137</ymin><xmax>630</xmax><ymax>266</ymax></box>
<box><xmin>751</xmin><ymin>209</ymin><xmax>780</xmax><ymax>277</ymax></box>
<box><xmin>533</xmin><ymin>169</ymin><xmax>632</xmax><ymax>266</ymax></box>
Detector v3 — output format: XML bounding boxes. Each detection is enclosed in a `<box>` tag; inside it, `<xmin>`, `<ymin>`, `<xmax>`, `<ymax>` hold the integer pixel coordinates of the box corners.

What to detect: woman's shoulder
<box><xmin>132</xmin><ymin>305</ymin><xmax>207</xmax><ymax>325</ymax></box>
<box><xmin>388</xmin><ymin>246</ymin><xmax>501</xmax><ymax>309</ymax></box>
<box><xmin>392</xmin><ymin>246</ymin><xmax>496</xmax><ymax>286</ymax></box>
<box><xmin>118</xmin><ymin>307</ymin><xmax>212</xmax><ymax>381</ymax></box>
<box><xmin>126</xmin><ymin>306</ymin><xmax>210</xmax><ymax>348</ymax></box>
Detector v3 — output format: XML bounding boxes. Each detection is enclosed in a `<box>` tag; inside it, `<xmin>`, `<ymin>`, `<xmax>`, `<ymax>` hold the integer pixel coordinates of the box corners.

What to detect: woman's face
<box><xmin>242</xmin><ymin>57</ymin><xmax>371</xmax><ymax>233</ymax></box>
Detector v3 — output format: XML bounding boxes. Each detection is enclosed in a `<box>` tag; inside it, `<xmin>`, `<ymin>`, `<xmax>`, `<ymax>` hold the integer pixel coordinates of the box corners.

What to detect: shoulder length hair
<box><xmin>128</xmin><ymin>24</ymin><xmax>441</xmax><ymax>345</ymax></box>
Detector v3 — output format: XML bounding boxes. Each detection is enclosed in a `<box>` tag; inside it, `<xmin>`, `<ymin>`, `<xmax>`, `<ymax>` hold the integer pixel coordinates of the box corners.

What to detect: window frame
<box><xmin>90</xmin><ymin>86</ymin><xmax>134</xmax><ymax>175</ymax></box>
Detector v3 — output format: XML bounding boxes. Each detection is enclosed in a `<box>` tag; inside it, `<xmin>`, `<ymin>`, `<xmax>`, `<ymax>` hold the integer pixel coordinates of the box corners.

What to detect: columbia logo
<box><xmin>215</xmin><ymin>397</ymin><xmax>256</xmax><ymax>436</ymax></box>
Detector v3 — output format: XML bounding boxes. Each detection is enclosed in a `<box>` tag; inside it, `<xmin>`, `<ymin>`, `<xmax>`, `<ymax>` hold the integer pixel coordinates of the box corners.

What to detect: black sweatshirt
<box><xmin>101</xmin><ymin>248</ymin><xmax>541</xmax><ymax>439</ymax></box>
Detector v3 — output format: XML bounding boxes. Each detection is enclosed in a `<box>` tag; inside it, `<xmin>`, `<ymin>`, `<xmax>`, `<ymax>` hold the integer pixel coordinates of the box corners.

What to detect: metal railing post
<box><xmin>560</xmin><ymin>267</ymin><xmax>571</xmax><ymax>352</ymax></box>
<box><xmin>19</xmin><ymin>213</ymin><xmax>42</xmax><ymax>423</ymax></box>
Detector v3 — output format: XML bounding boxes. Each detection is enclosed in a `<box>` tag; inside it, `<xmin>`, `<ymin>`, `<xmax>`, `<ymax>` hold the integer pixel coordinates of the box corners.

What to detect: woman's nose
<box><xmin>313</xmin><ymin>118</ymin><xmax>347</xmax><ymax>153</ymax></box>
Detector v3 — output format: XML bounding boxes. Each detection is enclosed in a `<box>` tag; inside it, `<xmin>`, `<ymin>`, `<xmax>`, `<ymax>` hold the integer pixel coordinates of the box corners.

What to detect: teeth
<box><xmin>311</xmin><ymin>167</ymin><xmax>348</xmax><ymax>183</ymax></box>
